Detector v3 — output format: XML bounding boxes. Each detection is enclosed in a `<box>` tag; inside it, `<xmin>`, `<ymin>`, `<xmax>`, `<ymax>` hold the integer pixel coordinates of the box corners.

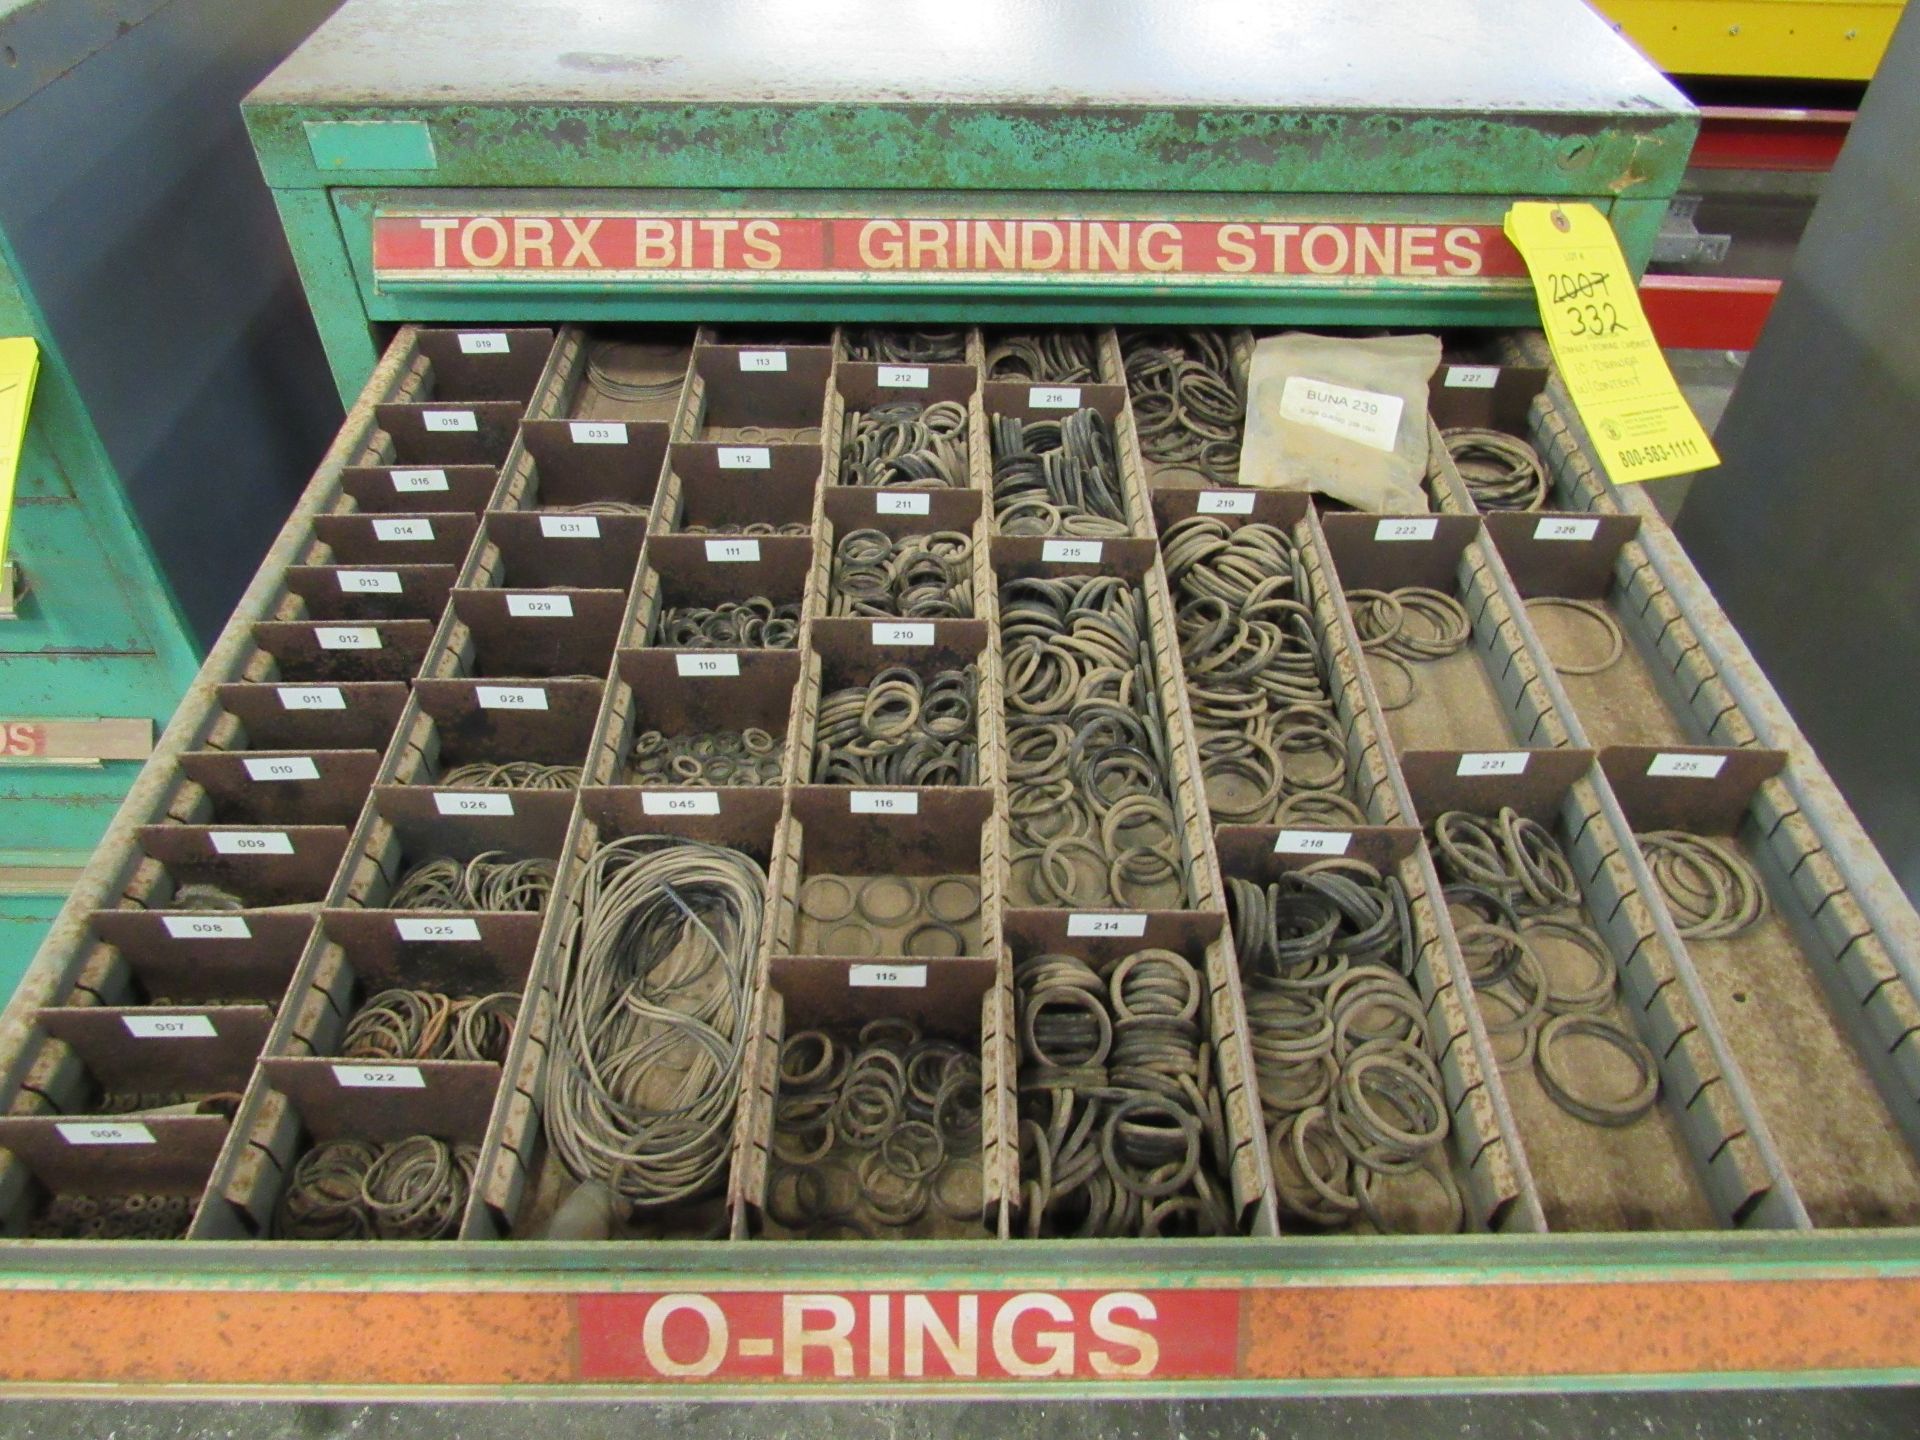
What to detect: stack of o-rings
<box><xmin>829</xmin><ymin>529</ymin><xmax>975</xmax><ymax>618</ymax></box>
<box><xmin>1522</xmin><ymin>597</ymin><xmax>1627</xmax><ymax>678</ymax></box>
<box><xmin>1636</xmin><ymin>831</ymin><xmax>1768</xmax><ymax>940</ymax></box>
<box><xmin>1162</xmin><ymin>517</ymin><xmax>1363</xmax><ymax>827</ymax></box>
<box><xmin>1015</xmin><ymin>948</ymin><xmax>1234</xmax><ymax>1236</ymax></box>
<box><xmin>767</xmin><ymin>1020</ymin><xmax>984</xmax><ymax>1237</ymax></box>
<box><xmin>1432</xmin><ymin>809</ymin><xmax>1661</xmax><ymax>1128</ymax></box>
<box><xmin>1442</xmin><ymin>429</ymin><xmax>1550</xmax><ymax>511</ymax></box>
<box><xmin>840</xmin><ymin>400</ymin><xmax>969</xmax><ymax>489</ymax></box>
<box><xmin>340</xmin><ymin>989</ymin><xmax>518</xmax><ymax>1063</ymax></box>
<box><xmin>985</xmin><ymin>331</ymin><xmax>1096</xmax><ymax>383</ymax></box>
<box><xmin>655</xmin><ymin>597</ymin><xmax>802</xmax><ymax>649</ymax></box>
<box><xmin>1227</xmin><ymin>861</ymin><xmax>1463</xmax><ymax>1232</ymax></box>
<box><xmin>1347</xmin><ymin>586</ymin><xmax>1474</xmax><ymax>712</ymax></box>
<box><xmin>1120</xmin><ymin>330</ymin><xmax>1243</xmax><ymax>484</ymax></box>
<box><xmin>845</xmin><ymin>329</ymin><xmax>966</xmax><ymax>364</ymax></box>
<box><xmin>681</xmin><ymin>521</ymin><xmax>812</xmax><ymax>538</ymax></box>
<box><xmin>796</xmin><ymin>873</ymin><xmax>981</xmax><ymax>958</ymax></box>
<box><xmin>990</xmin><ymin>408</ymin><xmax>1132</xmax><ymax>537</ymax></box>
<box><xmin>31</xmin><ymin>1194</ymin><xmax>195</xmax><ymax>1240</ymax></box>
<box><xmin>547</xmin><ymin>500</ymin><xmax>650</xmax><ymax>517</ymax></box>
<box><xmin>388</xmin><ymin>853</ymin><xmax>555</xmax><ymax>913</ymax></box>
<box><xmin>630</xmin><ymin>728</ymin><xmax>785</xmax><ymax>786</ymax></box>
<box><xmin>273</xmin><ymin>1135</ymin><xmax>478</xmax><ymax>1240</ymax></box>
<box><xmin>1000</xmin><ymin>575</ymin><xmax>1190</xmax><ymax>908</ymax></box>
<box><xmin>811</xmin><ymin>666</ymin><xmax>980</xmax><ymax>785</ymax></box>
<box><xmin>438</xmin><ymin>760</ymin><xmax>582</xmax><ymax>790</ymax></box>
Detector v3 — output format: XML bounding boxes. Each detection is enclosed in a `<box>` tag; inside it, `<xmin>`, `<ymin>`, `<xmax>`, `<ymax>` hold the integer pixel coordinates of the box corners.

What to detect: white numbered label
<box><xmin>336</xmin><ymin>569</ymin><xmax>402</xmax><ymax>593</ymax></box>
<box><xmin>334</xmin><ymin>1065</ymin><xmax>425</xmax><ymax>1089</ymax></box>
<box><xmin>1457</xmin><ymin>752</ymin><xmax>1530</xmax><ymax>777</ymax></box>
<box><xmin>676</xmin><ymin>653</ymin><xmax>741</xmax><ymax>677</ymax></box>
<box><xmin>476</xmin><ymin>686</ymin><xmax>548</xmax><ymax>711</ymax></box>
<box><xmin>1042</xmin><ymin>540</ymin><xmax>1103</xmax><ymax>564</ymax></box>
<box><xmin>506</xmin><ymin>593</ymin><xmax>573</xmax><ymax>618</ymax></box>
<box><xmin>162</xmin><ymin>914</ymin><xmax>250</xmax><ymax>940</ymax></box>
<box><xmin>1445</xmin><ymin>365</ymin><xmax>1500</xmax><ymax>389</ymax></box>
<box><xmin>569</xmin><ymin>421</ymin><xmax>627</xmax><ymax>445</ymax></box>
<box><xmin>872</xmin><ymin>621</ymin><xmax>934</xmax><ymax>646</ymax></box>
<box><xmin>278</xmin><ymin>685</ymin><xmax>344</xmax><ymax>710</ymax></box>
<box><xmin>717</xmin><ymin>446</ymin><xmax>771</xmax><ymax>470</ymax></box>
<box><xmin>851</xmin><ymin>964</ymin><xmax>928</xmax><ymax>989</ymax></box>
<box><xmin>315</xmin><ymin>626</ymin><xmax>381</xmax><ymax>651</ymax></box>
<box><xmin>705</xmin><ymin>538</ymin><xmax>761</xmax><ymax>563</ymax></box>
<box><xmin>243</xmin><ymin>756</ymin><xmax>319</xmax><ymax>783</ymax></box>
<box><xmin>435</xmin><ymin>792</ymin><xmax>514</xmax><ymax>816</ymax></box>
<box><xmin>1274</xmin><ymin>830</ymin><xmax>1354</xmax><ymax>856</ymax></box>
<box><xmin>738</xmin><ymin>350</ymin><xmax>788</xmax><ymax>373</ymax></box>
<box><xmin>1068</xmin><ymin>913</ymin><xmax>1149</xmax><ymax>938</ymax></box>
<box><xmin>642</xmin><ymin>791</ymin><xmax>722</xmax><ymax>816</ymax></box>
<box><xmin>540</xmin><ymin>514</ymin><xmax>600</xmax><ymax>539</ymax></box>
<box><xmin>422</xmin><ymin>409</ymin><xmax>478</xmax><ymax>433</ymax></box>
<box><xmin>851</xmin><ymin>790</ymin><xmax>919</xmax><ymax>815</ymax></box>
<box><xmin>1197</xmin><ymin>490</ymin><xmax>1255</xmax><ymax>515</ymax></box>
<box><xmin>1535</xmin><ymin>516</ymin><xmax>1600</xmax><ymax>542</ymax></box>
<box><xmin>1031</xmin><ymin>386</ymin><xmax>1081</xmax><ymax>409</ymax></box>
<box><xmin>876</xmin><ymin>492</ymin><xmax>930</xmax><ymax>516</ymax></box>
<box><xmin>390</xmin><ymin>468</ymin><xmax>449</xmax><ymax>493</ymax></box>
<box><xmin>1648</xmin><ymin>752</ymin><xmax>1729</xmax><ymax>779</ymax></box>
<box><xmin>878</xmin><ymin>366</ymin><xmax>930</xmax><ymax>389</ymax></box>
<box><xmin>457</xmin><ymin>332</ymin><xmax>510</xmax><ymax>355</ymax></box>
<box><xmin>372</xmin><ymin>517</ymin><xmax>434</xmax><ymax>542</ymax></box>
<box><xmin>1375</xmin><ymin>518</ymin><xmax>1439</xmax><ymax>542</ymax></box>
<box><xmin>1280</xmin><ymin>376</ymin><xmax>1405</xmax><ymax>452</ymax></box>
<box><xmin>396</xmin><ymin>917</ymin><xmax>481</xmax><ymax>942</ymax></box>
<box><xmin>210</xmin><ymin>830</ymin><xmax>294</xmax><ymax>855</ymax></box>
<box><xmin>124</xmin><ymin>1015</ymin><xmax>217</xmax><ymax>1039</ymax></box>
<box><xmin>58</xmin><ymin>1122</ymin><xmax>153</xmax><ymax>1146</ymax></box>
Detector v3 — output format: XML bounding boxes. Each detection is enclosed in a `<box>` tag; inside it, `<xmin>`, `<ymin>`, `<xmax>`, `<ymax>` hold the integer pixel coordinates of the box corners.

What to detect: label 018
<box><xmin>1068</xmin><ymin>913</ymin><xmax>1149</xmax><ymax>938</ymax></box>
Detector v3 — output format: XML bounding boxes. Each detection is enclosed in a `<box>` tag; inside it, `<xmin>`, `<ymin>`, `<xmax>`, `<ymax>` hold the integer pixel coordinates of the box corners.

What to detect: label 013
<box><xmin>851</xmin><ymin>790</ymin><xmax>918</xmax><ymax>815</ymax></box>
<box><xmin>851</xmin><ymin>964</ymin><xmax>928</xmax><ymax>989</ymax></box>
<box><xmin>1068</xmin><ymin>913</ymin><xmax>1149</xmax><ymax>938</ymax></box>
<box><xmin>336</xmin><ymin>569</ymin><xmax>402</xmax><ymax>593</ymax></box>
<box><xmin>125</xmin><ymin>1014</ymin><xmax>217</xmax><ymax>1039</ymax></box>
<box><xmin>396</xmin><ymin>917</ymin><xmax>481</xmax><ymax>943</ymax></box>
<box><xmin>1648</xmin><ymin>752</ymin><xmax>1728</xmax><ymax>779</ymax></box>
<box><xmin>677</xmin><ymin>653</ymin><xmax>740</xmax><ymax>677</ymax></box>
<box><xmin>1274</xmin><ymin>830</ymin><xmax>1353</xmax><ymax>856</ymax></box>
<box><xmin>334</xmin><ymin>1065</ymin><xmax>426</xmax><ymax>1089</ymax></box>
<box><xmin>643</xmin><ymin>791</ymin><xmax>721</xmax><ymax>816</ymax></box>
<box><xmin>1457</xmin><ymin>752</ymin><xmax>1529</xmax><ymax>777</ymax></box>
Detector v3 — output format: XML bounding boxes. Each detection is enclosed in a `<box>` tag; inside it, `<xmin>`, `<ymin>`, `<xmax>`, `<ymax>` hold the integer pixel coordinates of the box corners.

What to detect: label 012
<box><xmin>850</xmin><ymin>964</ymin><xmax>928</xmax><ymax>989</ymax></box>
<box><xmin>1274</xmin><ymin>829</ymin><xmax>1353</xmax><ymax>856</ymax></box>
<box><xmin>1068</xmin><ymin>913</ymin><xmax>1149</xmax><ymax>938</ymax></box>
<box><xmin>643</xmin><ymin>791</ymin><xmax>721</xmax><ymax>816</ymax></box>
<box><xmin>316</xmin><ymin>626</ymin><xmax>380</xmax><ymax>651</ymax></box>
<box><xmin>851</xmin><ymin>790</ymin><xmax>918</xmax><ymax>815</ymax></box>
<box><xmin>1648</xmin><ymin>752</ymin><xmax>1728</xmax><ymax>779</ymax></box>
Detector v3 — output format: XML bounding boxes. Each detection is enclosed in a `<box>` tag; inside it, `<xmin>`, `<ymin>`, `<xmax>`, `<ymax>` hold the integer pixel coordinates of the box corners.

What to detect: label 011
<box><xmin>851</xmin><ymin>790</ymin><xmax>919</xmax><ymax>815</ymax></box>
<box><xmin>1042</xmin><ymin>539</ymin><xmax>1103</xmax><ymax>563</ymax></box>
<box><xmin>739</xmin><ymin>350</ymin><xmax>788</xmax><ymax>373</ymax></box>
<box><xmin>435</xmin><ymin>792</ymin><xmax>514</xmax><ymax>816</ymax></box>
<box><xmin>507</xmin><ymin>593</ymin><xmax>572</xmax><ymax>618</ymax></box>
<box><xmin>873</xmin><ymin>621</ymin><xmax>934</xmax><ymax>646</ymax></box>
<box><xmin>162</xmin><ymin>914</ymin><xmax>250</xmax><ymax>940</ymax></box>
<box><xmin>642</xmin><ymin>790</ymin><xmax>721</xmax><ymax>816</ymax></box>
<box><xmin>1375</xmin><ymin>517</ymin><xmax>1438</xmax><ymax>542</ymax></box>
<box><xmin>278</xmin><ymin>686</ymin><xmax>344</xmax><ymax>710</ymax></box>
<box><xmin>876</xmin><ymin>492</ymin><xmax>930</xmax><ymax>515</ymax></box>
<box><xmin>676</xmin><ymin>653</ymin><xmax>740</xmax><ymax>677</ymax></box>
<box><xmin>1031</xmin><ymin>386</ymin><xmax>1081</xmax><ymax>409</ymax></box>
<box><xmin>476</xmin><ymin>686</ymin><xmax>548</xmax><ymax>711</ymax></box>
<box><xmin>210</xmin><ymin>830</ymin><xmax>294</xmax><ymax>855</ymax></box>
<box><xmin>1535</xmin><ymin>516</ymin><xmax>1600</xmax><ymax>542</ymax></box>
<box><xmin>1274</xmin><ymin>829</ymin><xmax>1353</xmax><ymax>856</ymax></box>
<box><xmin>58</xmin><ymin>1122</ymin><xmax>154</xmax><ymax>1146</ymax></box>
<box><xmin>1457</xmin><ymin>752</ymin><xmax>1529</xmax><ymax>777</ymax></box>
<box><xmin>1197</xmin><ymin>490</ymin><xmax>1254</xmax><ymax>515</ymax></box>
<box><xmin>1067</xmin><ymin>913</ymin><xmax>1149</xmax><ymax>938</ymax></box>
<box><xmin>422</xmin><ymin>409</ymin><xmax>478</xmax><ymax>433</ymax></box>
<box><xmin>243</xmin><ymin>755</ymin><xmax>319</xmax><ymax>783</ymax></box>
<box><xmin>334</xmin><ymin>1065</ymin><xmax>425</xmax><ymax>1089</ymax></box>
<box><xmin>717</xmin><ymin>447</ymin><xmax>771</xmax><ymax>470</ymax></box>
<box><xmin>1648</xmin><ymin>752</ymin><xmax>1728</xmax><ymax>779</ymax></box>
<box><xmin>396</xmin><ymin>917</ymin><xmax>481</xmax><ymax>943</ymax></box>
<box><xmin>878</xmin><ymin>366</ymin><xmax>930</xmax><ymax>389</ymax></box>
<box><xmin>540</xmin><ymin>514</ymin><xmax>600</xmax><ymax>539</ymax></box>
<box><xmin>706</xmin><ymin>538</ymin><xmax>761</xmax><ymax>562</ymax></box>
<box><xmin>850</xmin><ymin>964</ymin><xmax>928</xmax><ymax>989</ymax></box>
<box><xmin>124</xmin><ymin>1014</ymin><xmax>217</xmax><ymax>1039</ymax></box>
<box><xmin>570</xmin><ymin>420</ymin><xmax>627</xmax><ymax>444</ymax></box>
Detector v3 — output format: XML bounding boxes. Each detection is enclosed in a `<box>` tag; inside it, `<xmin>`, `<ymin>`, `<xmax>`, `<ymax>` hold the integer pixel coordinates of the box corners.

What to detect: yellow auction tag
<box><xmin>0</xmin><ymin>336</ymin><xmax>41</xmax><ymax>576</ymax></box>
<box><xmin>1505</xmin><ymin>202</ymin><xmax>1717</xmax><ymax>485</ymax></box>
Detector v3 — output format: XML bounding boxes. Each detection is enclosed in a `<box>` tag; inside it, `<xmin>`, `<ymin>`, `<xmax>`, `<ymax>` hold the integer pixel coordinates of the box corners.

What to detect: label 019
<box><xmin>457</xmin><ymin>332</ymin><xmax>510</xmax><ymax>354</ymax></box>
<box><xmin>851</xmin><ymin>790</ymin><xmax>919</xmax><ymax>815</ymax></box>
<box><xmin>1067</xmin><ymin>913</ymin><xmax>1149</xmax><ymax>938</ymax></box>
<box><xmin>642</xmin><ymin>791</ymin><xmax>721</xmax><ymax>816</ymax></box>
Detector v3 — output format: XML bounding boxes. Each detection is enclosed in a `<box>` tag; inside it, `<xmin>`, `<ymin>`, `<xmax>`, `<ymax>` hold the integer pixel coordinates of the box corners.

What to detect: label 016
<box><xmin>390</xmin><ymin>467</ymin><xmax>448</xmax><ymax>493</ymax></box>
<box><xmin>1068</xmin><ymin>913</ymin><xmax>1149</xmax><ymax>938</ymax></box>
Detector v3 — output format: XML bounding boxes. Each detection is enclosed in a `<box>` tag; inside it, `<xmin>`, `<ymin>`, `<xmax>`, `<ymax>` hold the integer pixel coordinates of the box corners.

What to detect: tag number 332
<box><xmin>1564</xmin><ymin>302</ymin><xmax>1627</xmax><ymax>338</ymax></box>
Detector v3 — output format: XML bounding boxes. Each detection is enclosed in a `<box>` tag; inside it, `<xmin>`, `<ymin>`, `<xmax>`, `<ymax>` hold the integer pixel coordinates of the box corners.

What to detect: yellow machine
<box><xmin>1598</xmin><ymin>0</ymin><xmax>1903</xmax><ymax>80</ymax></box>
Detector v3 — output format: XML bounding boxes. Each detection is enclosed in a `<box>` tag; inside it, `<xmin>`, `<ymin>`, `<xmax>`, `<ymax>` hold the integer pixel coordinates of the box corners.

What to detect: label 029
<box><xmin>507</xmin><ymin>593</ymin><xmax>573</xmax><ymax>618</ymax></box>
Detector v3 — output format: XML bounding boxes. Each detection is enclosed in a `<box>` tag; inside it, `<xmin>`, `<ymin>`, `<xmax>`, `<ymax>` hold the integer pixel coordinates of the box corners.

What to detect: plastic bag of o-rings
<box><xmin>1237</xmin><ymin>332</ymin><xmax>1440</xmax><ymax>513</ymax></box>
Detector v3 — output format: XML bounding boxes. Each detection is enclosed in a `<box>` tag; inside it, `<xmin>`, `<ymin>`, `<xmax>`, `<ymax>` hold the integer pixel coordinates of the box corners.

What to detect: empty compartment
<box><xmin>0</xmin><ymin>1118</ymin><xmax>225</xmax><ymax>1239</ymax></box>
<box><xmin>596</xmin><ymin>649</ymin><xmax>800</xmax><ymax>788</ymax></box>
<box><xmin>1400</xmin><ymin>748</ymin><xmax>1791</xmax><ymax>1232</ymax></box>
<box><xmin>392</xmin><ymin>678</ymin><xmax>603</xmax><ymax>790</ymax></box>
<box><xmin>1486</xmin><ymin>512</ymin><xmax>1698</xmax><ymax>748</ymax></box>
<box><xmin>1320</xmin><ymin>512</ymin><xmax>1559</xmax><ymax>754</ymax></box>
<box><xmin>984</xmin><ymin>381</ymin><xmax>1144</xmax><ymax>538</ymax></box>
<box><xmin>75</xmin><ymin>910</ymin><xmax>313</xmax><ymax>1010</ymax></box>
<box><xmin>471</xmin><ymin>787</ymin><xmax>784</xmax><ymax>1241</ymax></box>
<box><xmin>654</xmin><ymin>441</ymin><xmax>821</xmax><ymax>537</ymax></box>
<box><xmin>249</xmin><ymin>619</ymin><xmax>436</xmax><ymax>684</ymax></box>
<box><xmin>500</xmin><ymin>419</ymin><xmax>669</xmax><ymax>520</ymax></box>
<box><xmin>1604</xmin><ymin>746</ymin><xmax>1920</xmax><ymax>1228</ymax></box>
<box><xmin>832</xmin><ymin>362</ymin><xmax>981</xmax><ymax>492</ymax></box>
<box><xmin>284</xmin><ymin>562</ymin><xmax>458</xmax><ymax>622</ymax></box>
<box><xmin>779</xmin><ymin>787</ymin><xmax>996</xmax><ymax>961</ymax></box>
<box><xmin>800</xmin><ymin>619</ymin><xmax>994</xmax><ymax>788</ymax></box>
<box><xmin>685</xmin><ymin>343</ymin><xmax>832</xmax><ymax>442</ymax></box>
<box><xmin>341</xmin><ymin>787</ymin><xmax>575</xmax><ymax>918</ymax></box>
<box><xmin>311</xmin><ymin>511</ymin><xmax>481</xmax><ymax>567</ymax></box>
<box><xmin>412</xmin><ymin>327</ymin><xmax>555</xmax><ymax>403</ymax></box>
<box><xmin>442</xmin><ymin>590</ymin><xmax>625</xmax><ymax>681</ymax></box>
<box><xmin>631</xmin><ymin>534</ymin><xmax>813</xmax><ymax>650</ymax></box>
<box><xmin>474</xmin><ymin>511</ymin><xmax>649</xmax><ymax>592</ymax></box>
<box><xmin>338</xmin><ymin>462</ymin><xmax>501</xmax><ymax>515</ymax></box>
<box><xmin>819</xmin><ymin>487</ymin><xmax>987</xmax><ymax>621</ymax></box>
<box><xmin>176</xmin><ymin>747</ymin><xmax>382</xmax><ymax>827</ymax></box>
<box><xmin>212</xmin><ymin>681</ymin><xmax>409</xmax><ymax>754</ymax></box>
<box><xmin>129</xmin><ymin>824</ymin><xmax>351</xmax><ymax>912</ymax></box>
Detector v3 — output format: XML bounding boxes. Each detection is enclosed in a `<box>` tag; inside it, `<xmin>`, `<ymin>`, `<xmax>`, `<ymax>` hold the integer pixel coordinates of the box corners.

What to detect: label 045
<box><xmin>643</xmin><ymin>791</ymin><xmax>721</xmax><ymax>816</ymax></box>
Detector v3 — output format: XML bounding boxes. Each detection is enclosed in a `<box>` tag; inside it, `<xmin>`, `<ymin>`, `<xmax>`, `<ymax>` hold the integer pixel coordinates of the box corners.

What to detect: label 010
<box><xmin>125</xmin><ymin>1014</ymin><xmax>217</xmax><ymax>1039</ymax></box>
<box><xmin>850</xmin><ymin>964</ymin><xmax>928</xmax><ymax>989</ymax></box>
<box><xmin>706</xmin><ymin>538</ymin><xmax>761</xmax><ymax>562</ymax></box>
<box><xmin>1376</xmin><ymin>518</ymin><xmax>1438</xmax><ymax>542</ymax></box>
<box><xmin>1648</xmin><ymin>752</ymin><xmax>1728</xmax><ymax>779</ymax></box>
<box><xmin>1067</xmin><ymin>913</ymin><xmax>1149</xmax><ymax>938</ymax></box>
<box><xmin>476</xmin><ymin>686</ymin><xmax>548</xmax><ymax>710</ymax></box>
<box><xmin>243</xmin><ymin>756</ymin><xmax>319</xmax><ymax>783</ymax></box>
<box><xmin>435</xmin><ymin>792</ymin><xmax>514</xmax><ymax>816</ymax></box>
<box><xmin>334</xmin><ymin>1065</ymin><xmax>426</xmax><ymax>1089</ymax></box>
<box><xmin>1457</xmin><ymin>752</ymin><xmax>1529</xmax><ymax>777</ymax></box>
<box><xmin>642</xmin><ymin>791</ymin><xmax>721</xmax><ymax>816</ymax></box>
<box><xmin>851</xmin><ymin>790</ymin><xmax>919</xmax><ymax>815</ymax></box>
<box><xmin>210</xmin><ymin>830</ymin><xmax>294</xmax><ymax>855</ymax></box>
<box><xmin>1274</xmin><ymin>829</ymin><xmax>1353</xmax><ymax>856</ymax></box>
<box><xmin>162</xmin><ymin>914</ymin><xmax>250</xmax><ymax>939</ymax></box>
<box><xmin>396</xmin><ymin>917</ymin><xmax>481</xmax><ymax>943</ymax></box>
<box><xmin>676</xmin><ymin>653</ymin><xmax>740</xmax><ymax>677</ymax></box>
